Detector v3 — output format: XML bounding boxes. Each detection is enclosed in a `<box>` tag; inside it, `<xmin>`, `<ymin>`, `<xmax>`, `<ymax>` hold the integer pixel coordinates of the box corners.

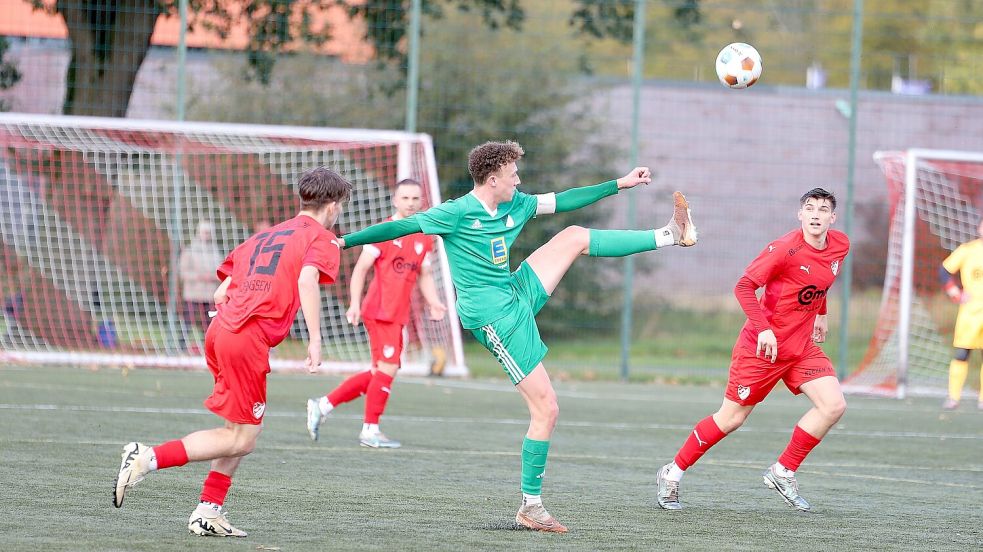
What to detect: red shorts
<box><xmin>204</xmin><ymin>319</ymin><xmax>271</xmax><ymax>425</ymax></box>
<box><xmin>363</xmin><ymin>318</ymin><xmax>404</xmax><ymax>367</ymax></box>
<box><xmin>725</xmin><ymin>342</ymin><xmax>836</xmax><ymax>406</ymax></box>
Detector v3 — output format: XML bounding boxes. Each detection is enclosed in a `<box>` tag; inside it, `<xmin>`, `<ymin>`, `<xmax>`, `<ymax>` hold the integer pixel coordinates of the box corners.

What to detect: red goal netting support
<box><xmin>845</xmin><ymin>149</ymin><xmax>983</xmax><ymax>398</ymax></box>
<box><xmin>0</xmin><ymin>113</ymin><xmax>467</xmax><ymax>376</ymax></box>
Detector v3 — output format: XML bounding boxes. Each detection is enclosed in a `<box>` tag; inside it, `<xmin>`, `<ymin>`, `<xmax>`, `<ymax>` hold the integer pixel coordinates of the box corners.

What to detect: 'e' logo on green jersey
<box><xmin>490</xmin><ymin>236</ymin><xmax>507</xmax><ymax>265</ymax></box>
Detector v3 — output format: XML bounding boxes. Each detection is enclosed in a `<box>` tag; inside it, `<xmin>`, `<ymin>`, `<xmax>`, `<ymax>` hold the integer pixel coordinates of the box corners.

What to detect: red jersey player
<box><xmin>657</xmin><ymin>188</ymin><xmax>850</xmax><ymax>513</ymax></box>
<box><xmin>112</xmin><ymin>167</ymin><xmax>351</xmax><ymax>537</ymax></box>
<box><xmin>306</xmin><ymin>179</ymin><xmax>446</xmax><ymax>448</ymax></box>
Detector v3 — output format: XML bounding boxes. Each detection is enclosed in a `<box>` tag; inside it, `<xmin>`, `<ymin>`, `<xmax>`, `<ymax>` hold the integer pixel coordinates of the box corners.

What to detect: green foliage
<box><xmin>189</xmin><ymin>5</ymin><xmax>629</xmax><ymax>337</ymax></box>
<box><xmin>0</xmin><ymin>36</ymin><xmax>22</xmax><ymax>112</ymax></box>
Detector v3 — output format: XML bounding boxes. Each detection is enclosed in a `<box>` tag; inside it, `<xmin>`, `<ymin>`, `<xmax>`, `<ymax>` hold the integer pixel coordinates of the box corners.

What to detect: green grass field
<box><xmin>1</xmin><ymin>365</ymin><xmax>980</xmax><ymax>551</ymax></box>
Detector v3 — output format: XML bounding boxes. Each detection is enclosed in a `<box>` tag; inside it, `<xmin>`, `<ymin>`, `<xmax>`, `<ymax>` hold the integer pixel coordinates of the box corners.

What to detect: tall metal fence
<box><xmin>1</xmin><ymin>0</ymin><xmax>981</xmax><ymax>379</ymax></box>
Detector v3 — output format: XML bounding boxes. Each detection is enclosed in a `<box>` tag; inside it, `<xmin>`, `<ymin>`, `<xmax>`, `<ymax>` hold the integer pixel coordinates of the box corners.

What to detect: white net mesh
<box><xmin>0</xmin><ymin>114</ymin><xmax>466</xmax><ymax>376</ymax></box>
<box><xmin>846</xmin><ymin>150</ymin><xmax>983</xmax><ymax>397</ymax></box>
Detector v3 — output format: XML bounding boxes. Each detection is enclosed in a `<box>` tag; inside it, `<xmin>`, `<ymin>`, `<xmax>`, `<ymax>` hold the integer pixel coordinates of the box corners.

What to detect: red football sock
<box><xmin>364</xmin><ymin>371</ymin><xmax>395</xmax><ymax>424</ymax></box>
<box><xmin>777</xmin><ymin>425</ymin><xmax>822</xmax><ymax>472</ymax></box>
<box><xmin>674</xmin><ymin>415</ymin><xmax>728</xmax><ymax>470</ymax></box>
<box><xmin>153</xmin><ymin>439</ymin><xmax>188</xmax><ymax>470</ymax></box>
<box><xmin>199</xmin><ymin>471</ymin><xmax>232</xmax><ymax>506</ymax></box>
<box><xmin>327</xmin><ymin>370</ymin><xmax>372</xmax><ymax>406</ymax></box>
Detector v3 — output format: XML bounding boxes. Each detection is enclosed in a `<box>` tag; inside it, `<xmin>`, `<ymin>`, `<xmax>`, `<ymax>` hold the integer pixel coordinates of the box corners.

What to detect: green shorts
<box><xmin>470</xmin><ymin>262</ymin><xmax>550</xmax><ymax>385</ymax></box>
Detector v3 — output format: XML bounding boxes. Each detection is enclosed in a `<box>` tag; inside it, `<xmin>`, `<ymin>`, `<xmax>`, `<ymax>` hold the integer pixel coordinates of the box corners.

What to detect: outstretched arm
<box><xmin>540</xmin><ymin>167</ymin><xmax>652</xmax><ymax>215</ymax></box>
<box><xmin>342</xmin><ymin>217</ymin><xmax>423</xmax><ymax>249</ymax></box>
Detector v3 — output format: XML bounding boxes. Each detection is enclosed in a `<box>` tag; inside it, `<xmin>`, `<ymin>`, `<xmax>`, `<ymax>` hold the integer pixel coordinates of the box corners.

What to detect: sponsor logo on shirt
<box><xmin>800</xmin><ymin>265</ymin><xmax>811</xmax><ymax>274</ymax></box>
<box><xmin>252</xmin><ymin>402</ymin><xmax>266</xmax><ymax>419</ymax></box>
<box><xmin>797</xmin><ymin>285</ymin><xmax>829</xmax><ymax>306</ymax></box>
<box><xmin>490</xmin><ymin>236</ymin><xmax>507</xmax><ymax>265</ymax></box>
<box><xmin>471</xmin><ymin>219</ymin><xmax>483</xmax><ymax>230</ymax></box>
<box><xmin>391</xmin><ymin>257</ymin><xmax>420</xmax><ymax>274</ymax></box>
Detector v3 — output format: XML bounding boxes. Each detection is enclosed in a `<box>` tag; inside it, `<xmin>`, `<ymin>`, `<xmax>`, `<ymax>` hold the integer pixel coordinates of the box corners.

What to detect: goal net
<box><xmin>845</xmin><ymin>149</ymin><xmax>983</xmax><ymax>398</ymax></box>
<box><xmin>0</xmin><ymin>113</ymin><xmax>467</xmax><ymax>376</ymax></box>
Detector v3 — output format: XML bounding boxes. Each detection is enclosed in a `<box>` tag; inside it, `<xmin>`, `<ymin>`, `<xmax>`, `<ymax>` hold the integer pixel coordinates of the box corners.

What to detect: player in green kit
<box><xmin>340</xmin><ymin>141</ymin><xmax>698</xmax><ymax>532</ymax></box>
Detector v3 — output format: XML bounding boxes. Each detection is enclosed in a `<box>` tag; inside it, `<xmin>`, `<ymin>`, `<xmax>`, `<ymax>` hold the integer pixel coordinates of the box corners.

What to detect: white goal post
<box><xmin>0</xmin><ymin>113</ymin><xmax>468</xmax><ymax>376</ymax></box>
<box><xmin>845</xmin><ymin>149</ymin><xmax>983</xmax><ymax>398</ymax></box>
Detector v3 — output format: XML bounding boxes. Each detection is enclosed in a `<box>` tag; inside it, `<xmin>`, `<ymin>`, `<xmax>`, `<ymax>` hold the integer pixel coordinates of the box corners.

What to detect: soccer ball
<box><xmin>715</xmin><ymin>43</ymin><xmax>762</xmax><ymax>89</ymax></box>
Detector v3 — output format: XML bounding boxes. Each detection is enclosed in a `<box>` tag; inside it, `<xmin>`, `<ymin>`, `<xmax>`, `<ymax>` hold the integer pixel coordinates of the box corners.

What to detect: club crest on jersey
<box><xmin>490</xmin><ymin>236</ymin><xmax>507</xmax><ymax>265</ymax></box>
<box><xmin>252</xmin><ymin>402</ymin><xmax>266</xmax><ymax>419</ymax></box>
<box><xmin>831</xmin><ymin>260</ymin><xmax>839</xmax><ymax>276</ymax></box>
<box><xmin>383</xmin><ymin>345</ymin><xmax>396</xmax><ymax>358</ymax></box>
<box><xmin>737</xmin><ymin>385</ymin><xmax>751</xmax><ymax>401</ymax></box>
<box><xmin>470</xmin><ymin>219</ymin><xmax>483</xmax><ymax>230</ymax></box>
<box><xmin>414</xmin><ymin>242</ymin><xmax>424</xmax><ymax>255</ymax></box>
<box><xmin>506</xmin><ymin>215</ymin><xmax>515</xmax><ymax>228</ymax></box>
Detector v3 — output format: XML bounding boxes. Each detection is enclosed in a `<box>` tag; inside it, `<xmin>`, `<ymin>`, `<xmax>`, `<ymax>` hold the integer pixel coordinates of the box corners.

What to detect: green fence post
<box><xmin>620</xmin><ymin>0</ymin><xmax>647</xmax><ymax>381</ymax></box>
<box><xmin>838</xmin><ymin>0</ymin><xmax>864</xmax><ymax>379</ymax></box>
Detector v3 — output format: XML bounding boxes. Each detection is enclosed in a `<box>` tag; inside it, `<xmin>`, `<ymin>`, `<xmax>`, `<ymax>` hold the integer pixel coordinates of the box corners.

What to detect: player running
<box><xmin>339</xmin><ymin>140</ymin><xmax>698</xmax><ymax>532</ymax></box>
<box><xmin>940</xmin><ymin>218</ymin><xmax>983</xmax><ymax>411</ymax></box>
<box><xmin>112</xmin><ymin>167</ymin><xmax>351</xmax><ymax>536</ymax></box>
<box><xmin>656</xmin><ymin>188</ymin><xmax>850</xmax><ymax>513</ymax></box>
<box><xmin>306</xmin><ymin>178</ymin><xmax>447</xmax><ymax>447</ymax></box>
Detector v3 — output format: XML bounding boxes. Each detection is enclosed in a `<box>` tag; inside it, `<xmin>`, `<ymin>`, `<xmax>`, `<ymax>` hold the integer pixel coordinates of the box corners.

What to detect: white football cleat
<box><xmin>359</xmin><ymin>429</ymin><xmax>401</xmax><ymax>449</ymax></box>
<box><xmin>113</xmin><ymin>442</ymin><xmax>152</xmax><ymax>508</ymax></box>
<box><xmin>188</xmin><ymin>502</ymin><xmax>247</xmax><ymax>537</ymax></box>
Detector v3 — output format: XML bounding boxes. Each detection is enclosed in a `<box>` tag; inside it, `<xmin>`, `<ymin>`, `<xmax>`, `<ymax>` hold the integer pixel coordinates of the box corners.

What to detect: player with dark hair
<box><xmin>306</xmin><ymin>178</ymin><xmax>446</xmax><ymax>447</ymax></box>
<box><xmin>656</xmin><ymin>188</ymin><xmax>850</xmax><ymax>513</ymax></box>
<box><xmin>340</xmin><ymin>140</ymin><xmax>698</xmax><ymax>532</ymax></box>
<box><xmin>112</xmin><ymin>167</ymin><xmax>352</xmax><ymax>537</ymax></box>
<box><xmin>940</xmin><ymin>218</ymin><xmax>983</xmax><ymax>411</ymax></box>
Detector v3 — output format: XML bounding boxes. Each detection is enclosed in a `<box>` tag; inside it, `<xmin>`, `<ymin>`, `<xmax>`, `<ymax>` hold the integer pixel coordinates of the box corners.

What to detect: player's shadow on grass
<box><xmin>480</xmin><ymin>520</ymin><xmax>528</xmax><ymax>531</ymax></box>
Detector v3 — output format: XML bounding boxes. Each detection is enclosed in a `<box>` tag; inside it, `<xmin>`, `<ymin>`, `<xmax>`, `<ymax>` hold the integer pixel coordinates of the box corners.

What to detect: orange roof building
<box><xmin>0</xmin><ymin>0</ymin><xmax>373</xmax><ymax>62</ymax></box>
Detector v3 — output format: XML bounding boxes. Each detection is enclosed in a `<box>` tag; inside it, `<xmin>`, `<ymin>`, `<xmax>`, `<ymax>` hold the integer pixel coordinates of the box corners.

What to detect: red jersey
<box><xmin>360</xmin><ymin>225</ymin><xmax>434</xmax><ymax>325</ymax></box>
<box><xmin>216</xmin><ymin>215</ymin><xmax>340</xmax><ymax>345</ymax></box>
<box><xmin>737</xmin><ymin>229</ymin><xmax>850</xmax><ymax>360</ymax></box>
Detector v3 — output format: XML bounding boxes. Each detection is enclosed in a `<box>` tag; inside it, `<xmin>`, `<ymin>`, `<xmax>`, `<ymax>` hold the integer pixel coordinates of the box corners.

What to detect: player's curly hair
<box><xmin>298</xmin><ymin>167</ymin><xmax>352</xmax><ymax>210</ymax></box>
<box><xmin>800</xmin><ymin>187</ymin><xmax>837</xmax><ymax>211</ymax></box>
<box><xmin>468</xmin><ymin>140</ymin><xmax>524</xmax><ymax>186</ymax></box>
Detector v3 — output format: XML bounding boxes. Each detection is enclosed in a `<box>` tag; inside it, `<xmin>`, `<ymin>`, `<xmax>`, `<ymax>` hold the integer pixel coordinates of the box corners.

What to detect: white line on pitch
<box><xmin>1</xmin><ymin>403</ymin><xmax>981</xmax><ymax>441</ymax></box>
<box><xmin>2</xmin><ymin>437</ymin><xmax>980</xmax><ymax>490</ymax></box>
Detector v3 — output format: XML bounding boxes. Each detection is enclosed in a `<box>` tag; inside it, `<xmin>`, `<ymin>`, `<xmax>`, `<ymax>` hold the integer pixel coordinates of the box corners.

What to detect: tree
<box><xmin>28</xmin><ymin>0</ymin><xmax>654</xmax><ymax>117</ymax></box>
<box><xmin>187</xmin><ymin>5</ymin><xmax>629</xmax><ymax>336</ymax></box>
<box><xmin>0</xmin><ymin>37</ymin><xmax>23</xmax><ymax>112</ymax></box>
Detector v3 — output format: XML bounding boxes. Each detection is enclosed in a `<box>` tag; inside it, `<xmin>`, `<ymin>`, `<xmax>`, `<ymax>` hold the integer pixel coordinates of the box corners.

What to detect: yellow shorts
<box><xmin>952</xmin><ymin>308</ymin><xmax>983</xmax><ymax>350</ymax></box>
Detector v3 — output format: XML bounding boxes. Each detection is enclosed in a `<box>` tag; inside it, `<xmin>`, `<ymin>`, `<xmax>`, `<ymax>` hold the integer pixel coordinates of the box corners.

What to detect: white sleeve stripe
<box><xmin>364</xmin><ymin>244</ymin><xmax>382</xmax><ymax>259</ymax></box>
<box><xmin>535</xmin><ymin>192</ymin><xmax>556</xmax><ymax>215</ymax></box>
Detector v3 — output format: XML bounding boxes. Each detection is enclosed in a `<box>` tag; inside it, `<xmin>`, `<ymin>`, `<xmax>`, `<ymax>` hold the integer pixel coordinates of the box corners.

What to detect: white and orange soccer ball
<box><xmin>715</xmin><ymin>42</ymin><xmax>762</xmax><ymax>89</ymax></box>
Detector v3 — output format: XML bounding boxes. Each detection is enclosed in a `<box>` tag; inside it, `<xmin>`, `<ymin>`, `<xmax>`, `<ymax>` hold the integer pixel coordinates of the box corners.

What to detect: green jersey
<box><xmin>416</xmin><ymin>190</ymin><xmax>539</xmax><ymax>329</ymax></box>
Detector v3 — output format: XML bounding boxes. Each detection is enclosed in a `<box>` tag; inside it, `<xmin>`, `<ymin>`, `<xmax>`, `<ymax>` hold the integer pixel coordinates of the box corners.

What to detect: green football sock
<box><xmin>520</xmin><ymin>437</ymin><xmax>550</xmax><ymax>496</ymax></box>
<box><xmin>588</xmin><ymin>229</ymin><xmax>657</xmax><ymax>257</ymax></box>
